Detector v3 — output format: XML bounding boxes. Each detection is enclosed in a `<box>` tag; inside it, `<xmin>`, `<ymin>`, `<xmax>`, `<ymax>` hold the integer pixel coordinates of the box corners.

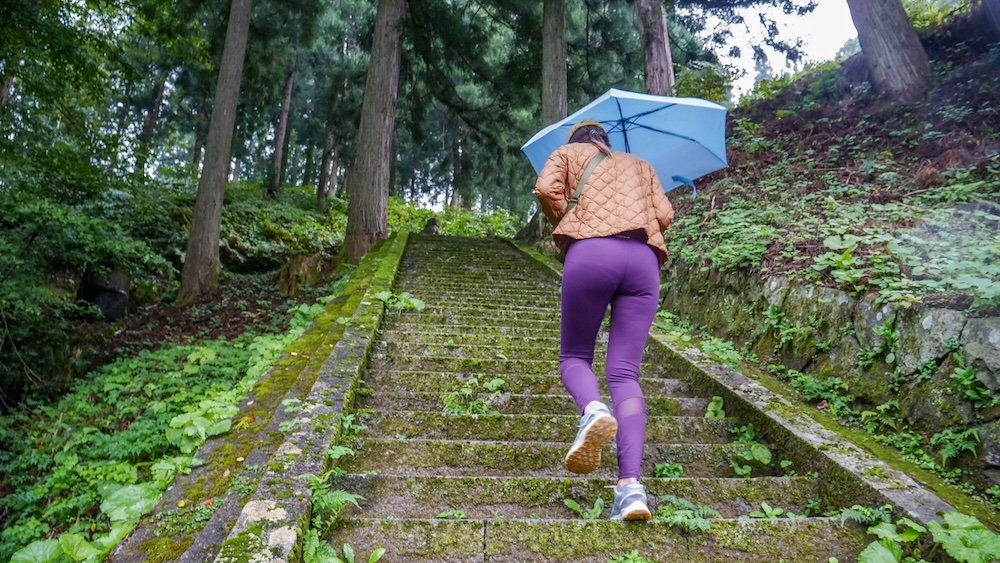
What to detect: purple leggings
<box><xmin>560</xmin><ymin>236</ymin><xmax>660</xmax><ymax>480</ymax></box>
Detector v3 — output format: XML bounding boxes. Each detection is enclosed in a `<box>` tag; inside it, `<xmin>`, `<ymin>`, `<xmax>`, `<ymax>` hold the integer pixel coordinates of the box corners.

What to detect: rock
<box><xmin>853</xmin><ymin>293</ymin><xmax>897</xmax><ymax>351</ymax></box>
<box><xmin>899</xmin><ymin>355</ymin><xmax>976</xmax><ymax>434</ymax></box>
<box><xmin>77</xmin><ymin>270</ymin><xmax>129</xmax><ymax>321</ymax></box>
<box><xmin>776</xmin><ymin>285</ymin><xmax>857</xmax><ymax>371</ymax></box>
<box><xmin>813</xmin><ymin>335</ymin><xmax>861</xmax><ymax>381</ymax></box>
<box><xmin>960</xmin><ymin>317</ymin><xmax>1000</xmax><ymax>392</ymax></box>
<box><xmin>278</xmin><ymin>254</ymin><xmax>330</xmax><ymax>296</ymax></box>
<box><xmin>974</xmin><ymin>420</ymin><xmax>1000</xmax><ymax>488</ymax></box>
<box><xmin>895</xmin><ymin>306</ymin><xmax>967</xmax><ymax>375</ymax></box>
<box><xmin>762</xmin><ymin>276</ymin><xmax>790</xmax><ymax>308</ymax></box>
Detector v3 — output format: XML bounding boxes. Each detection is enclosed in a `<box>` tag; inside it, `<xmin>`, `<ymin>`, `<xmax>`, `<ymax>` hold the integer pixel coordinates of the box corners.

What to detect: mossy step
<box><xmin>329</xmin><ymin>474</ymin><xmax>822</xmax><ymax>519</ymax></box>
<box><xmin>395</xmin><ymin>285</ymin><xmax>556</xmax><ymax>297</ymax></box>
<box><xmin>341</xmin><ymin>439</ymin><xmax>781</xmax><ymax>478</ymax></box>
<box><xmin>367</xmin><ymin>357</ymin><xmax>679</xmax><ymax>378</ymax></box>
<box><xmin>388</xmin><ymin>306</ymin><xmax>559</xmax><ymax>323</ymax></box>
<box><xmin>362</xmin><ymin>412</ymin><xmax>735</xmax><ymax>443</ymax></box>
<box><xmin>406</xmin><ymin>295</ymin><xmax>556</xmax><ymax>308</ymax></box>
<box><xmin>326</xmin><ymin>517</ymin><xmax>867</xmax><ymax>562</ymax></box>
<box><xmin>360</xmin><ymin>392</ymin><xmax>709</xmax><ymax>417</ymax></box>
<box><xmin>378</xmin><ymin>325</ymin><xmax>562</xmax><ymax>339</ymax></box>
<box><xmin>384</xmin><ymin>314</ymin><xmax>560</xmax><ymax>330</ymax></box>
<box><xmin>364</xmin><ymin>371</ymin><xmax>692</xmax><ymax>397</ymax></box>
<box><xmin>378</xmin><ymin>330</ymin><xmax>561</xmax><ymax>348</ymax></box>
<box><xmin>395</xmin><ymin>279</ymin><xmax>556</xmax><ymax>290</ymax></box>
<box><xmin>382</xmin><ymin>341</ymin><xmax>592</xmax><ymax>359</ymax></box>
<box><xmin>400</xmin><ymin>264</ymin><xmax>548</xmax><ymax>276</ymax></box>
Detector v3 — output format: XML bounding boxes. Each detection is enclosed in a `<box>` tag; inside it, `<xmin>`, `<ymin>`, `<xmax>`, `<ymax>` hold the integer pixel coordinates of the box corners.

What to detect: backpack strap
<box><xmin>565</xmin><ymin>151</ymin><xmax>607</xmax><ymax>215</ymax></box>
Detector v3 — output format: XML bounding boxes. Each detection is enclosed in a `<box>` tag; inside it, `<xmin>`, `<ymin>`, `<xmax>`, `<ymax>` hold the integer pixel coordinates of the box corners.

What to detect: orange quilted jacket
<box><xmin>533</xmin><ymin>142</ymin><xmax>675</xmax><ymax>264</ymax></box>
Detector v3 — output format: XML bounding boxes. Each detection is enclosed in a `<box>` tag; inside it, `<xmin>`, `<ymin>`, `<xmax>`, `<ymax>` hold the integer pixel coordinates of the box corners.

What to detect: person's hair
<box><xmin>568</xmin><ymin>124</ymin><xmax>612</xmax><ymax>156</ymax></box>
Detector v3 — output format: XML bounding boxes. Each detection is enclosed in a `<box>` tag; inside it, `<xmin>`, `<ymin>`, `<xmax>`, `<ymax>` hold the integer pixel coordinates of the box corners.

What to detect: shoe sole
<box><xmin>563</xmin><ymin>414</ymin><xmax>618</xmax><ymax>474</ymax></box>
<box><xmin>620</xmin><ymin>501</ymin><xmax>652</xmax><ymax>521</ymax></box>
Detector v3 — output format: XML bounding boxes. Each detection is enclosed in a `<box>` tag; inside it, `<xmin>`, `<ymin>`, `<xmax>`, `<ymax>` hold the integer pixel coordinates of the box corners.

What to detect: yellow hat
<box><xmin>567</xmin><ymin>120</ymin><xmax>604</xmax><ymax>141</ymax></box>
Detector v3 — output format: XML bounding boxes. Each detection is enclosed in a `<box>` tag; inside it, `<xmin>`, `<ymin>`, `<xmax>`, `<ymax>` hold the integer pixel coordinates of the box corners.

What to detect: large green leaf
<box><xmin>99</xmin><ymin>483</ymin><xmax>159</xmax><ymax>523</ymax></box>
<box><xmin>858</xmin><ymin>539</ymin><xmax>902</xmax><ymax>563</ymax></box>
<box><xmin>58</xmin><ymin>533</ymin><xmax>99</xmax><ymax>561</ymax></box>
<box><xmin>10</xmin><ymin>539</ymin><xmax>64</xmax><ymax>563</ymax></box>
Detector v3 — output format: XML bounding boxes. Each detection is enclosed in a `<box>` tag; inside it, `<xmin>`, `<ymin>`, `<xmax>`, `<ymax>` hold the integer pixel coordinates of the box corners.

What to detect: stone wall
<box><xmin>660</xmin><ymin>260</ymin><xmax>1000</xmax><ymax>486</ymax></box>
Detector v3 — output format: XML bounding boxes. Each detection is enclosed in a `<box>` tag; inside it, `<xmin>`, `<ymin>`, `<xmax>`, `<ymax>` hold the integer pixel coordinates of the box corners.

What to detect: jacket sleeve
<box><xmin>533</xmin><ymin>149</ymin><xmax>571</xmax><ymax>227</ymax></box>
<box><xmin>649</xmin><ymin>165</ymin><xmax>675</xmax><ymax>231</ymax></box>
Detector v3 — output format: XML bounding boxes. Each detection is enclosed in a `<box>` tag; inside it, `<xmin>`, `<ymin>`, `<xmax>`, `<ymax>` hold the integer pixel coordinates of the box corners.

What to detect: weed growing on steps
<box><xmin>563</xmin><ymin>497</ymin><xmax>604</xmax><ymax>520</ymax></box>
<box><xmin>704</xmin><ymin>396</ymin><xmax>725</xmax><ymax>419</ymax></box>
<box><xmin>653</xmin><ymin>495</ymin><xmax>720</xmax><ymax>532</ymax></box>
<box><xmin>435</xmin><ymin>509</ymin><xmax>467</xmax><ymax>520</ymax></box>
<box><xmin>305</xmin><ymin>542</ymin><xmax>385</xmax><ymax>563</ymax></box>
<box><xmin>748</xmin><ymin>502</ymin><xmax>785</xmax><ymax>519</ymax></box>
<box><xmin>654</xmin><ymin>462</ymin><xmax>685</xmax><ymax>478</ymax></box>
<box><xmin>608</xmin><ymin>551</ymin><xmax>655</xmax><ymax>563</ymax></box>
<box><xmin>440</xmin><ymin>376</ymin><xmax>505</xmax><ymax>415</ymax></box>
<box><xmin>373</xmin><ymin>291</ymin><xmax>426</xmax><ymax>311</ymax></box>
<box><xmin>728</xmin><ymin>424</ymin><xmax>773</xmax><ymax>478</ymax></box>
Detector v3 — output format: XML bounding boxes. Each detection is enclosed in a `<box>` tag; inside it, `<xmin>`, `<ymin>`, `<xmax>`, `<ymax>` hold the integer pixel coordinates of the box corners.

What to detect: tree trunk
<box><xmin>0</xmin><ymin>75</ymin><xmax>13</xmax><ymax>109</ymax></box>
<box><xmin>267</xmin><ymin>64</ymin><xmax>296</xmax><ymax>198</ymax></box>
<box><xmin>191</xmin><ymin>131</ymin><xmax>204</xmax><ymax>171</ymax></box>
<box><xmin>303</xmin><ymin>143</ymin><xmax>316</xmax><ymax>186</ymax></box>
<box><xmin>342</xmin><ymin>0</ymin><xmax>407</xmax><ymax>263</ymax></box>
<box><xmin>541</xmin><ymin>0</ymin><xmax>567</xmax><ymax>125</ymax></box>
<box><xmin>985</xmin><ymin>0</ymin><xmax>1000</xmax><ymax>40</ymax></box>
<box><xmin>280</xmin><ymin>127</ymin><xmax>294</xmax><ymax>186</ymax></box>
<box><xmin>177</xmin><ymin>0</ymin><xmax>252</xmax><ymax>305</ymax></box>
<box><xmin>635</xmin><ymin>0</ymin><xmax>675</xmax><ymax>95</ymax></box>
<box><xmin>317</xmin><ymin>129</ymin><xmax>334</xmax><ymax>209</ymax></box>
<box><xmin>136</xmin><ymin>78</ymin><xmax>166</xmax><ymax>174</ymax></box>
<box><xmin>845</xmin><ymin>0</ymin><xmax>930</xmax><ymax>103</ymax></box>
<box><xmin>231</xmin><ymin>158</ymin><xmax>242</xmax><ymax>182</ymax></box>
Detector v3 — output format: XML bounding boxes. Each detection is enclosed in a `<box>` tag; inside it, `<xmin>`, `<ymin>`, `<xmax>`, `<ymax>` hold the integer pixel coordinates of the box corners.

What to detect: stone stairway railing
<box><xmin>116</xmin><ymin>233</ymin><xmax>958</xmax><ymax>562</ymax></box>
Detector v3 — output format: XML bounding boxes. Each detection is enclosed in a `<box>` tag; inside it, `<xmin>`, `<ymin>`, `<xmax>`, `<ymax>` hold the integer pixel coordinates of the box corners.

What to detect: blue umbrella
<box><xmin>521</xmin><ymin>88</ymin><xmax>728</xmax><ymax>193</ymax></box>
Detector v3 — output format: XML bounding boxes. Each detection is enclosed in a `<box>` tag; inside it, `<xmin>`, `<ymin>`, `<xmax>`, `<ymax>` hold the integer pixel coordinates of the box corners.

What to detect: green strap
<box><xmin>565</xmin><ymin>152</ymin><xmax>607</xmax><ymax>215</ymax></box>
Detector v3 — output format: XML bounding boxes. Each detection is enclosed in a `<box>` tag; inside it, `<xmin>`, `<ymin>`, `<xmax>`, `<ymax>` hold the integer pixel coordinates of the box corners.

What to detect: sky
<box><xmin>705</xmin><ymin>2</ymin><xmax>860</xmax><ymax>98</ymax></box>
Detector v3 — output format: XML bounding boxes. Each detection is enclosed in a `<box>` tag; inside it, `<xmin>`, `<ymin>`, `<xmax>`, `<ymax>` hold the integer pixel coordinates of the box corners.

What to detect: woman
<box><xmin>534</xmin><ymin>120</ymin><xmax>674</xmax><ymax>521</ymax></box>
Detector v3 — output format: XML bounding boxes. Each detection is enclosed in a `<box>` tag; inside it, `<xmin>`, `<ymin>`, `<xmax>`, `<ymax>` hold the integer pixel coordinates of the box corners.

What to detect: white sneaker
<box><xmin>610</xmin><ymin>482</ymin><xmax>651</xmax><ymax>521</ymax></box>
<box><xmin>563</xmin><ymin>403</ymin><xmax>618</xmax><ymax>474</ymax></box>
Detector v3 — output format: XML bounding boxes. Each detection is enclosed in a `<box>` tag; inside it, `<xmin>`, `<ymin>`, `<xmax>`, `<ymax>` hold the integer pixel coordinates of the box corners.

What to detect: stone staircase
<box><xmin>323</xmin><ymin>234</ymin><xmax>872</xmax><ymax>562</ymax></box>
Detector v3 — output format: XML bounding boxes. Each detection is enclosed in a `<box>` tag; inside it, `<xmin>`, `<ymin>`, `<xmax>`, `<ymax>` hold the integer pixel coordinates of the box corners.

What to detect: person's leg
<box><xmin>605</xmin><ymin>241</ymin><xmax>661</xmax><ymax>482</ymax></box>
<box><xmin>559</xmin><ymin>239</ymin><xmax>622</xmax><ymax>413</ymax></box>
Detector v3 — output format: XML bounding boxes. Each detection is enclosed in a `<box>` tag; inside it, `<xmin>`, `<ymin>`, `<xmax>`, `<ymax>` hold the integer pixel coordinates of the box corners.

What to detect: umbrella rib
<box><xmin>614</xmin><ymin>97</ymin><xmax>631</xmax><ymax>153</ymax></box>
<box><xmin>631</xmin><ymin>123</ymin><xmax>727</xmax><ymax>163</ymax></box>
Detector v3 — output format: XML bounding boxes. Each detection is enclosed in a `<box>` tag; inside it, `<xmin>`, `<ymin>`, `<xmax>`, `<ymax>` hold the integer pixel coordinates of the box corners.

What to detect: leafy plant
<box><xmin>834</xmin><ymin>504</ymin><xmax>893</xmax><ymax>527</ymax></box>
<box><xmin>436</xmin><ymin>509</ymin><xmax>467</xmax><ymax>520</ymax></box>
<box><xmin>929</xmin><ymin>429</ymin><xmax>979</xmax><ymax>467</ymax></box>
<box><xmin>929</xmin><ymin>512</ymin><xmax>1000</xmax><ymax>563</ymax></box>
<box><xmin>563</xmin><ymin>497</ymin><xmax>604</xmax><ymax>520</ymax></box>
<box><xmin>608</xmin><ymin>550</ymin><xmax>655</xmax><ymax>563</ymax></box>
<box><xmin>653</xmin><ymin>495</ymin><xmax>720</xmax><ymax>533</ymax></box>
<box><xmin>339</xmin><ymin>414</ymin><xmax>368</xmax><ymax>440</ymax></box>
<box><xmin>950</xmin><ymin>352</ymin><xmax>996</xmax><ymax>410</ymax></box>
<box><xmin>654</xmin><ymin>462</ymin><xmax>685</xmax><ymax>478</ymax></box>
<box><xmin>701</xmin><ymin>336</ymin><xmax>744</xmax><ymax>368</ymax></box>
<box><xmin>704</xmin><ymin>396</ymin><xmax>725</xmax><ymax>419</ymax></box>
<box><xmin>441</xmin><ymin>376</ymin><xmax>502</xmax><ymax>416</ymax></box>
<box><xmin>748</xmin><ymin>502</ymin><xmax>784</xmax><ymax>518</ymax></box>
<box><xmin>373</xmin><ymin>291</ymin><xmax>426</xmax><ymax>311</ymax></box>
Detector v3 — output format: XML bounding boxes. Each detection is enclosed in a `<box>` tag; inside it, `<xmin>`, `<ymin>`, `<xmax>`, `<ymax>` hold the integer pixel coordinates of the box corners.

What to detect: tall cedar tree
<box><xmin>846</xmin><ymin>0</ymin><xmax>930</xmax><ymax>102</ymax></box>
<box><xmin>342</xmin><ymin>0</ymin><xmax>407</xmax><ymax>263</ymax></box>
<box><xmin>542</xmin><ymin>0</ymin><xmax>568</xmax><ymax>125</ymax></box>
<box><xmin>268</xmin><ymin>62</ymin><xmax>296</xmax><ymax>197</ymax></box>
<box><xmin>178</xmin><ymin>0</ymin><xmax>253</xmax><ymax>303</ymax></box>
<box><xmin>636</xmin><ymin>0</ymin><xmax>675</xmax><ymax>95</ymax></box>
<box><xmin>986</xmin><ymin>0</ymin><xmax>1000</xmax><ymax>40</ymax></box>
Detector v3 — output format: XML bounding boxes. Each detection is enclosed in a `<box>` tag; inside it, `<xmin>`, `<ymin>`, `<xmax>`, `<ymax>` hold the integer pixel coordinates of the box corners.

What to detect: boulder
<box><xmin>899</xmin><ymin>355</ymin><xmax>976</xmax><ymax>434</ymax></box>
<box><xmin>853</xmin><ymin>293</ymin><xmax>898</xmax><ymax>351</ymax></box>
<box><xmin>975</xmin><ymin>419</ymin><xmax>1000</xmax><ymax>487</ymax></box>
<box><xmin>895</xmin><ymin>306</ymin><xmax>967</xmax><ymax>375</ymax></box>
<box><xmin>960</xmin><ymin>317</ymin><xmax>1000</xmax><ymax>392</ymax></box>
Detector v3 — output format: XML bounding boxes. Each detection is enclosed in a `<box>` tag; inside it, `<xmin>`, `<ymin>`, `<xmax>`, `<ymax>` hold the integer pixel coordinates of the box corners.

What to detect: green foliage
<box><xmin>748</xmin><ymin>502</ymin><xmax>784</xmax><ymax>518</ymax></box>
<box><xmin>674</xmin><ymin>61</ymin><xmax>737</xmax><ymax>104</ymax></box>
<box><xmin>704</xmin><ymin>396</ymin><xmax>725</xmax><ymax>419</ymax></box>
<box><xmin>435</xmin><ymin>509</ymin><xmax>467</xmax><ymax>520</ymax></box>
<box><xmin>903</xmin><ymin>0</ymin><xmax>972</xmax><ymax>34</ymax></box>
<box><xmin>441</xmin><ymin>377</ymin><xmax>504</xmax><ymax>416</ymax></box>
<box><xmin>700</xmin><ymin>336</ymin><xmax>743</xmax><ymax>368</ymax></box>
<box><xmin>608</xmin><ymin>551</ymin><xmax>655</xmax><ymax>563</ymax></box>
<box><xmin>857</xmin><ymin>511</ymin><xmax>1000</xmax><ymax>563</ymax></box>
<box><xmin>950</xmin><ymin>352</ymin><xmax>997</xmax><ymax>410</ymax></box>
<box><xmin>387</xmin><ymin>198</ymin><xmax>518</xmax><ymax>238</ymax></box>
<box><xmin>728</xmin><ymin>424</ymin><xmax>772</xmax><ymax>478</ymax></box>
<box><xmin>834</xmin><ymin>504</ymin><xmax>894</xmax><ymax>527</ymax></box>
<box><xmin>654</xmin><ymin>462</ymin><xmax>685</xmax><ymax>478</ymax></box>
<box><xmin>373</xmin><ymin>291</ymin><xmax>426</xmax><ymax>311</ymax></box>
<box><xmin>653</xmin><ymin>495</ymin><xmax>720</xmax><ymax>533</ymax></box>
<box><xmin>929</xmin><ymin>428</ymin><xmax>979</xmax><ymax>467</ymax></box>
<box><xmin>563</xmin><ymin>497</ymin><xmax>604</xmax><ymax>520</ymax></box>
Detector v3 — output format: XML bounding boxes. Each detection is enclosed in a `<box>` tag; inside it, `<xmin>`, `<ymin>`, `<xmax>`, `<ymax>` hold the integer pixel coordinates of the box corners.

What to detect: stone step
<box><xmin>395</xmin><ymin>279</ymin><xmax>557</xmax><ymax>291</ymax></box>
<box><xmin>341</xmin><ymin>439</ymin><xmax>781</xmax><ymax>478</ymax></box>
<box><xmin>384</xmin><ymin>314</ymin><xmax>560</xmax><ymax>331</ymax></box>
<box><xmin>404</xmin><ymin>295</ymin><xmax>557</xmax><ymax>308</ymax></box>
<box><xmin>325</xmin><ymin>517</ymin><xmax>868</xmax><ymax>562</ymax></box>
<box><xmin>388</xmin><ymin>306</ymin><xmax>559</xmax><ymax>323</ymax></box>
<box><xmin>360</xmin><ymin>392</ymin><xmax>709</xmax><ymax>417</ymax></box>
<box><xmin>362</xmin><ymin>412</ymin><xmax>735</xmax><ymax>443</ymax></box>
<box><xmin>329</xmin><ymin>474</ymin><xmax>823</xmax><ymax>520</ymax></box>
<box><xmin>364</xmin><ymin>371</ymin><xmax>692</xmax><ymax>397</ymax></box>
<box><xmin>366</xmin><ymin>356</ymin><xmax>678</xmax><ymax>378</ymax></box>
<box><xmin>381</xmin><ymin>341</ymin><xmax>605</xmax><ymax>359</ymax></box>
<box><xmin>378</xmin><ymin>325</ymin><xmax>562</xmax><ymax>339</ymax></box>
<box><xmin>378</xmin><ymin>330</ymin><xmax>562</xmax><ymax>348</ymax></box>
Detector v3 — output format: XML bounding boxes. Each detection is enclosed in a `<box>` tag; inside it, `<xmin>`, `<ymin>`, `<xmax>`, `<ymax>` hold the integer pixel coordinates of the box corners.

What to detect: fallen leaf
<box><xmin>177</xmin><ymin>500</ymin><xmax>186</xmax><ymax>508</ymax></box>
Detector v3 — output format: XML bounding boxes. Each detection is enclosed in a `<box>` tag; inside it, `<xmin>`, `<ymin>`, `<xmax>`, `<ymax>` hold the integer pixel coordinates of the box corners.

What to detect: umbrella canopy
<box><xmin>521</xmin><ymin>88</ymin><xmax>728</xmax><ymax>191</ymax></box>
